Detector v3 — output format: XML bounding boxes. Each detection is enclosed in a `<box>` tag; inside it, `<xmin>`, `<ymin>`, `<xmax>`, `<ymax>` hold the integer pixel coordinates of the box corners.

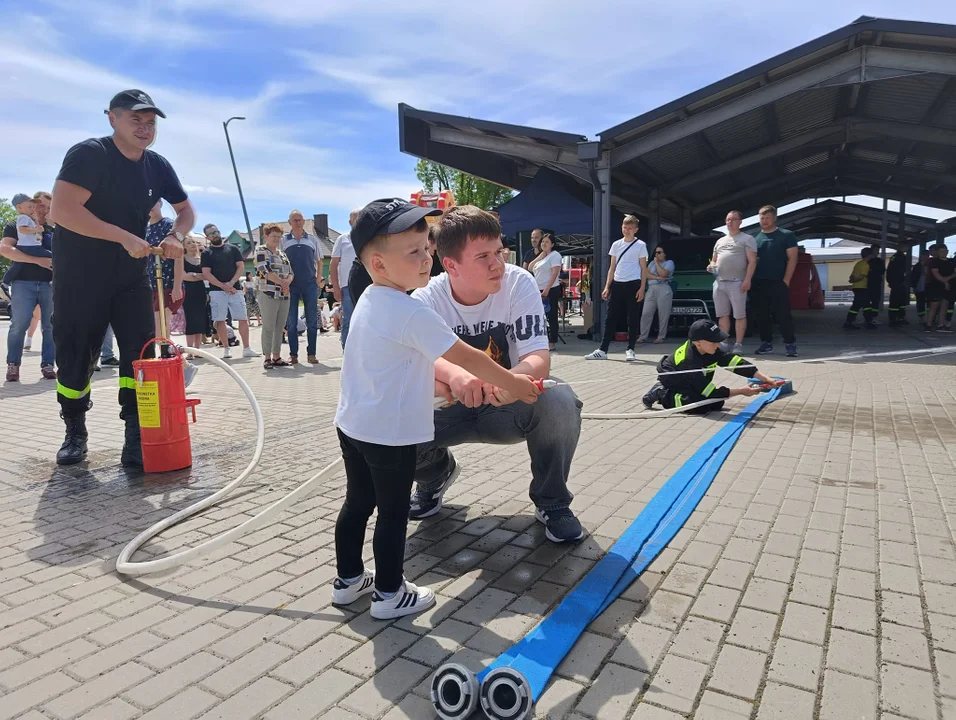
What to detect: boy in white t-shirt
<box><xmin>332</xmin><ymin>198</ymin><xmax>541</xmax><ymax>620</ymax></box>
<box><xmin>585</xmin><ymin>214</ymin><xmax>648</xmax><ymax>362</ymax></box>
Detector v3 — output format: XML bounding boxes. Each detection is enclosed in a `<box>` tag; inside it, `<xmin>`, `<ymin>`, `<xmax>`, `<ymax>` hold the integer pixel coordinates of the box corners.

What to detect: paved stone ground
<box><xmin>1</xmin><ymin>305</ymin><xmax>955</xmax><ymax>720</ymax></box>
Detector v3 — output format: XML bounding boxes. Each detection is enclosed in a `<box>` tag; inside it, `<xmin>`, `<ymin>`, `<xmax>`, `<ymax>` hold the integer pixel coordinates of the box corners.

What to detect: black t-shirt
<box><xmin>52</xmin><ymin>137</ymin><xmax>187</xmax><ymax>277</ymax></box>
<box><xmin>202</xmin><ymin>244</ymin><xmax>243</xmax><ymax>291</ymax></box>
<box><xmin>3</xmin><ymin>222</ymin><xmax>53</xmax><ymax>283</ymax></box>
<box><xmin>928</xmin><ymin>257</ymin><xmax>954</xmax><ymax>289</ymax></box>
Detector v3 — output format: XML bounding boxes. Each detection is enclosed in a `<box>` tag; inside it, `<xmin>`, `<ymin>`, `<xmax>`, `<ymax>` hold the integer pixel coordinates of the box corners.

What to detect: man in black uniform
<box><xmin>51</xmin><ymin>90</ymin><xmax>195</xmax><ymax>467</ymax></box>
<box><xmin>866</xmin><ymin>246</ymin><xmax>886</xmax><ymax>326</ymax></box>
<box><xmin>642</xmin><ymin>319</ymin><xmax>775</xmax><ymax>414</ymax></box>
<box><xmin>886</xmin><ymin>250</ymin><xmax>911</xmax><ymax>326</ymax></box>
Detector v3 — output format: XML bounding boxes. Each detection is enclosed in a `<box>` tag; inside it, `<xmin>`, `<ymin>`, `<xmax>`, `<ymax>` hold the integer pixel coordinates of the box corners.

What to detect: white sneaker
<box><xmin>732</xmin><ymin>343</ymin><xmax>744</xmax><ymax>355</ymax></box>
<box><xmin>370</xmin><ymin>579</ymin><xmax>436</xmax><ymax>620</ymax></box>
<box><xmin>331</xmin><ymin>569</ymin><xmax>375</xmax><ymax>606</ymax></box>
<box><xmin>625</xmin><ymin>349</ymin><xmax>637</xmax><ymax>362</ymax></box>
<box><xmin>584</xmin><ymin>349</ymin><xmax>607</xmax><ymax>360</ymax></box>
<box><xmin>223</xmin><ymin>347</ymin><xmax>232</xmax><ymax>359</ymax></box>
<box><xmin>23</xmin><ymin>337</ymin><xmax>32</xmax><ymax>350</ymax></box>
<box><xmin>242</xmin><ymin>347</ymin><xmax>261</xmax><ymax>358</ymax></box>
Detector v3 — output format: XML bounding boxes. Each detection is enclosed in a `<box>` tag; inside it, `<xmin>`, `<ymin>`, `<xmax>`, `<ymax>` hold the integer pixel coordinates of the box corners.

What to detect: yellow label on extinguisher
<box><xmin>136</xmin><ymin>381</ymin><xmax>161</xmax><ymax>428</ymax></box>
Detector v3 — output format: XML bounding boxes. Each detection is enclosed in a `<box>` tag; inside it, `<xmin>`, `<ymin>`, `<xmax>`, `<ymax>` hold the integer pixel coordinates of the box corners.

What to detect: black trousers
<box><xmin>888</xmin><ymin>285</ymin><xmax>910</xmax><ymax>322</ymax></box>
<box><xmin>914</xmin><ymin>291</ymin><xmax>926</xmax><ymax>319</ymax></box>
<box><xmin>600</xmin><ymin>279</ymin><xmax>642</xmax><ymax>351</ymax></box>
<box><xmin>749</xmin><ymin>279</ymin><xmax>796</xmax><ymax>344</ymax></box>
<box><xmin>545</xmin><ymin>285</ymin><xmax>562</xmax><ymax>344</ymax></box>
<box><xmin>53</xmin><ymin>268</ymin><xmax>154</xmax><ymax>420</ymax></box>
<box><xmin>334</xmin><ymin>429</ymin><xmax>416</xmax><ymax>594</ymax></box>
<box><xmin>846</xmin><ymin>288</ymin><xmax>872</xmax><ymax>325</ymax></box>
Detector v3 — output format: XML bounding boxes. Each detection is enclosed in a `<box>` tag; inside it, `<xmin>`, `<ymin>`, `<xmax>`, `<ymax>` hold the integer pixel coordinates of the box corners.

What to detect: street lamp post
<box><xmin>223</xmin><ymin>116</ymin><xmax>255</xmax><ymax>252</ymax></box>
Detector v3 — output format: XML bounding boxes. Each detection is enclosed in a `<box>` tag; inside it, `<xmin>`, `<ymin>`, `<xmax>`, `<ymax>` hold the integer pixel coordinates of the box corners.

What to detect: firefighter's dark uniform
<box><xmin>648</xmin><ymin>340</ymin><xmax>758</xmax><ymax>414</ymax></box>
<box><xmin>866</xmin><ymin>254</ymin><xmax>886</xmax><ymax>324</ymax></box>
<box><xmin>886</xmin><ymin>253</ymin><xmax>910</xmax><ymax>325</ymax></box>
<box><xmin>52</xmin><ymin>136</ymin><xmax>187</xmax><ymax>466</ymax></box>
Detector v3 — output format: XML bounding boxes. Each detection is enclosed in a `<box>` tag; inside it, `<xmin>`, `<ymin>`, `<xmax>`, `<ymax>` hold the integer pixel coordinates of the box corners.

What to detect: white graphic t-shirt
<box><xmin>413</xmin><ymin>264</ymin><xmax>548</xmax><ymax>369</ymax></box>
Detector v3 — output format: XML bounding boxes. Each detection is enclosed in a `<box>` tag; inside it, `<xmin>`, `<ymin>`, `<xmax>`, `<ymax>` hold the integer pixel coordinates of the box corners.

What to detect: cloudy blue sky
<box><xmin>2</xmin><ymin>0</ymin><xmax>954</xmax><ymax>239</ymax></box>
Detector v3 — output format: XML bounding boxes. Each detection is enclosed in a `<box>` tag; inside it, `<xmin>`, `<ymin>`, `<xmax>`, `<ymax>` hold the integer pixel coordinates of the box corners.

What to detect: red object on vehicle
<box><xmin>788</xmin><ymin>252</ymin><xmax>825</xmax><ymax>310</ymax></box>
<box><xmin>132</xmin><ymin>339</ymin><xmax>201</xmax><ymax>473</ymax></box>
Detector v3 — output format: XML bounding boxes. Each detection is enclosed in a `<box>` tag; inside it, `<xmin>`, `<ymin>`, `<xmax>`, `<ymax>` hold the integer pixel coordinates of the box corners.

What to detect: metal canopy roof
<box><xmin>398</xmin><ymin>17</ymin><xmax>956</xmax><ymax>235</ymax></box>
<box><xmin>398</xmin><ymin>104</ymin><xmax>588</xmax><ymax>196</ymax></box>
<box><xmin>739</xmin><ymin>199</ymin><xmax>944</xmax><ymax>248</ymax></box>
<box><xmin>600</xmin><ymin>16</ymin><xmax>956</xmax><ymax>228</ymax></box>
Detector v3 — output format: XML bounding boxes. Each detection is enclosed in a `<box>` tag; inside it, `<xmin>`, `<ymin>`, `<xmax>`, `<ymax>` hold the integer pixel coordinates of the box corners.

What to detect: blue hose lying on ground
<box><xmin>430</xmin><ymin>382</ymin><xmax>791</xmax><ymax>720</ymax></box>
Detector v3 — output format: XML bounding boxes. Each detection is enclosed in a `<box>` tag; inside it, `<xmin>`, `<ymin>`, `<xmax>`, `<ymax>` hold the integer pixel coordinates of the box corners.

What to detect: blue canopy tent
<box><xmin>495</xmin><ymin>169</ymin><xmax>626</xmax><ymax>256</ymax></box>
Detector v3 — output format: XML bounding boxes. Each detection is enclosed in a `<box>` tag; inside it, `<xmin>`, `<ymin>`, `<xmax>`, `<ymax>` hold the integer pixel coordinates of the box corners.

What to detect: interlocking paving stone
<box><xmin>1</xmin><ymin>321</ymin><xmax>953</xmax><ymax>718</ymax></box>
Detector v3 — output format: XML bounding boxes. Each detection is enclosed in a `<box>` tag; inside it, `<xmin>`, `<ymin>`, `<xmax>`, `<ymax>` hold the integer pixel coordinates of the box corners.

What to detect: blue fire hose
<box><xmin>430</xmin><ymin>383</ymin><xmax>790</xmax><ymax>720</ymax></box>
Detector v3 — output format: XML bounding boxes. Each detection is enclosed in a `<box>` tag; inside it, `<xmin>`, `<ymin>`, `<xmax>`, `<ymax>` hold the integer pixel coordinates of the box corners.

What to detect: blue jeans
<box><xmin>286</xmin><ymin>281</ymin><xmax>318</xmax><ymax>357</ymax></box>
<box><xmin>100</xmin><ymin>324</ymin><xmax>116</xmax><ymax>361</ymax></box>
<box><xmin>7</xmin><ymin>280</ymin><xmax>54</xmax><ymax>366</ymax></box>
<box><xmin>340</xmin><ymin>286</ymin><xmax>355</xmax><ymax>348</ymax></box>
<box><xmin>415</xmin><ymin>382</ymin><xmax>583</xmax><ymax>511</ymax></box>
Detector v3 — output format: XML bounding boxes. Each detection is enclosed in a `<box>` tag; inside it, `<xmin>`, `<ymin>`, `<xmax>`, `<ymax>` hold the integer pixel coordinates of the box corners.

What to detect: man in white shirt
<box><xmin>708</xmin><ymin>210</ymin><xmax>757</xmax><ymax>353</ymax></box>
<box><xmin>330</xmin><ymin>208</ymin><xmax>359</xmax><ymax>347</ymax></box>
<box><xmin>411</xmin><ymin>206</ymin><xmax>585</xmax><ymax>543</ymax></box>
<box><xmin>585</xmin><ymin>215</ymin><xmax>648</xmax><ymax>362</ymax></box>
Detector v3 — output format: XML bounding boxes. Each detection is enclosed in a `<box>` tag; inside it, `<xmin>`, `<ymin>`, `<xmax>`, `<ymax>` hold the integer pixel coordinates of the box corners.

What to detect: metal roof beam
<box><xmin>428</xmin><ymin>126</ymin><xmax>584</xmax><ymax>168</ymax></box>
<box><xmin>608</xmin><ymin>48</ymin><xmax>864</xmax><ymax>167</ymax></box>
<box><xmin>691</xmin><ymin>161</ymin><xmax>841</xmax><ymax>215</ymax></box>
<box><xmin>844</xmin><ymin>158</ymin><xmax>956</xmax><ymax>187</ymax></box>
<box><xmin>849</xmin><ymin>118</ymin><xmax>956</xmax><ymax>146</ymax></box>
<box><xmin>832</xmin><ymin>180</ymin><xmax>956</xmax><ymax>212</ymax></box>
<box><xmin>894</xmin><ymin>75</ymin><xmax>956</xmax><ymax>166</ymax></box>
<box><xmin>666</xmin><ymin>123</ymin><xmax>847</xmax><ymax>191</ymax></box>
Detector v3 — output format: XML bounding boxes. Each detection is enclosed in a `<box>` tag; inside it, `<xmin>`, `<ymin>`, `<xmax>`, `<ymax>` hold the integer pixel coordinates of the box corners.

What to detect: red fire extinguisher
<box><xmin>132</xmin><ymin>249</ymin><xmax>201</xmax><ymax>473</ymax></box>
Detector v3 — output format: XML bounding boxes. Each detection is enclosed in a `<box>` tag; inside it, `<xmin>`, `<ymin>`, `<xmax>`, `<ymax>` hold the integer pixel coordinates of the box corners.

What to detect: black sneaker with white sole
<box><xmin>408</xmin><ymin>456</ymin><xmax>460</xmax><ymax>520</ymax></box>
<box><xmin>370</xmin><ymin>579</ymin><xmax>436</xmax><ymax>620</ymax></box>
<box><xmin>331</xmin><ymin>569</ymin><xmax>375</xmax><ymax>606</ymax></box>
<box><xmin>642</xmin><ymin>382</ymin><xmax>665</xmax><ymax>410</ymax></box>
<box><xmin>535</xmin><ymin>507</ymin><xmax>585</xmax><ymax>543</ymax></box>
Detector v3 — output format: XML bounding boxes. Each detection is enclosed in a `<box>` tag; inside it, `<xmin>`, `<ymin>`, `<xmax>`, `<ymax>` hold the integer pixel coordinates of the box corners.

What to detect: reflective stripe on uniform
<box><xmin>704</xmin><ymin>361</ymin><xmax>718</xmax><ymax>376</ymax></box>
<box><xmin>57</xmin><ymin>381</ymin><xmax>91</xmax><ymax>399</ymax></box>
<box><xmin>674</xmin><ymin>393</ymin><xmax>683</xmax><ymax>407</ymax></box>
<box><xmin>702</xmin><ymin>382</ymin><xmax>717</xmax><ymax>397</ymax></box>
<box><xmin>728</xmin><ymin>355</ymin><xmax>744</xmax><ymax>368</ymax></box>
<box><xmin>119</xmin><ymin>377</ymin><xmax>136</xmax><ymax>390</ymax></box>
<box><xmin>674</xmin><ymin>341</ymin><xmax>688</xmax><ymax>365</ymax></box>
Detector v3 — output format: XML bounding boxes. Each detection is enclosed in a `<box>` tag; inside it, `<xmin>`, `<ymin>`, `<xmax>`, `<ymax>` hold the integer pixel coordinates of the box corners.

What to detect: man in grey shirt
<box><xmin>708</xmin><ymin>210</ymin><xmax>757</xmax><ymax>353</ymax></box>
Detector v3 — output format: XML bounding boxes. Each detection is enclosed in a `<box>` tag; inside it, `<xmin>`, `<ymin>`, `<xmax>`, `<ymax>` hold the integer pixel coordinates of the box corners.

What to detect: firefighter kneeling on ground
<box><xmin>642</xmin><ymin>319</ymin><xmax>778</xmax><ymax>413</ymax></box>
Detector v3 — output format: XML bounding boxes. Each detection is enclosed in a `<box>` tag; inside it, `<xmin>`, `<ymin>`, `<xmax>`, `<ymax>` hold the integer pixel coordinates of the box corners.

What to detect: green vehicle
<box><xmin>646</xmin><ymin>236</ymin><xmax>719</xmax><ymax>337</ymax></box>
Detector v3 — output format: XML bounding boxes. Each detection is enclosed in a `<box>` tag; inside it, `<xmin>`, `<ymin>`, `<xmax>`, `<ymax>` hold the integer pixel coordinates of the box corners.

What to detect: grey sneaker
<box><xmin>732</xmin><ymin>343</ymin><xmax>744</xmax><ymax>355</ymax></box>
<box><xmin>183</xmin><ymin>363</ymin><xmax>198</xmax><ymax>388</ymax></box>
<box><xmin>408</xmin><ymin>456</ymin><xmax>460</xmax><ymax>520</ymax></box>
<box><xmin>535</xmin><ymin>507</ymin><xmax>585</xmax><ymax>543</ymax></box>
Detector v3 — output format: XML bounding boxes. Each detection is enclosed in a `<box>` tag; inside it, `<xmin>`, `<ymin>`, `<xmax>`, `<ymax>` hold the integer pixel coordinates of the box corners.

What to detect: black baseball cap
<box><xmin>351</xmin><ymin>198</ymin><xmax>441</xmax><ymax>256</ymax></box>
<box><xmin>107</xmin><ymin>90</ymin><xmax>166</xmax><ymax>118</ymax></box>
<box><xmin>688</xmin><ymin>319</ymin><xmax>729</xmax><ymax>343</ymax></box>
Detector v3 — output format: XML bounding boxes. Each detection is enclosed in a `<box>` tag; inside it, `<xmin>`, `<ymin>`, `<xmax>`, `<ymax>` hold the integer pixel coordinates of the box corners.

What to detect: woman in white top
<box><xmin>529</xmin><ymin>234</ymin><xmax>563</xmax><ymax>351</ymax></box>
<box><xmin>639</xmin><ymin>244</ymin><xmax>675</xmax><ymax>343</ymax></box>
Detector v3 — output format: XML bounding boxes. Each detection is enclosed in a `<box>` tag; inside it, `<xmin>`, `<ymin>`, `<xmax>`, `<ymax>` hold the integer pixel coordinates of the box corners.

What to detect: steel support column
<box><xmin>879</xmin><ymin>198</ymin><xmax>889</xmax><ymax>309</ymax></box>
<box><xmin>680</xmin><ymin>207</ymin><xmax>692</xmax><ymax>236</ymax></box>
<box><xmin>590</xmin><ymin>164</ymin><xmax>611</xmax><ymax>337</ymax></box>
<box><xmin>649</xmin><ymin>188</ymin><xmax>662</xmax><ymax>249</ymax></box>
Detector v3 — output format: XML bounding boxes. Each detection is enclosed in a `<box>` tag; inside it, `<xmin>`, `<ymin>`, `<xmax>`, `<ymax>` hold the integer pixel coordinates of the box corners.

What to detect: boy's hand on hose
<box><xmin>754</xmin><ymin>372</ymin><xmax>776</xmax><ymax>385</ymax></box>
<box><xmin>482</xmin><ymin>383</ymin><xmax>515</xmax><ymax>407</ymax></box>
<box><xmin>731</xmin><ymin>385</ymin><xmax>760</xmax><ymax>397</ymax></box>
<box><xmin>448</xmin><ymin>369</ymin><xmax>484</xmax><ymax>408</ymax></box>
<box><xmin>502</xmin><ymin>374</ymin><xmax>542</xmax><ymax>404</ymax></box>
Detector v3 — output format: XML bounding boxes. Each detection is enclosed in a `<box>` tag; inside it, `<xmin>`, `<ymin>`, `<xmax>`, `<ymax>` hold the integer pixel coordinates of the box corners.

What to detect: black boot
<box><xmin>643</xmin><ymin>382</ymin><xmax>665</xmax><ymax>410</ymax></box>
<box><xmin>56</xmin><ymin>413</ymin><xmax>89</xmax><ymax>465</ymax></box>
<box><xmin>120</xmin><ymin>418</ymin><xmax>143</xmax><ymax>469</ymax></box>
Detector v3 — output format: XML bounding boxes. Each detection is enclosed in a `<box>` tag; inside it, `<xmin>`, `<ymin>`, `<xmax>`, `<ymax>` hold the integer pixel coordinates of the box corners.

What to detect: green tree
<box><xmin>0</xmin><ymin>198</ymin><xmax>16</xmax><ymax>277</ymax></box>
<box><xmin>415</xmin><ymin>160</ymin><xmax>514</xmax><ymax>211</ymax></box>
